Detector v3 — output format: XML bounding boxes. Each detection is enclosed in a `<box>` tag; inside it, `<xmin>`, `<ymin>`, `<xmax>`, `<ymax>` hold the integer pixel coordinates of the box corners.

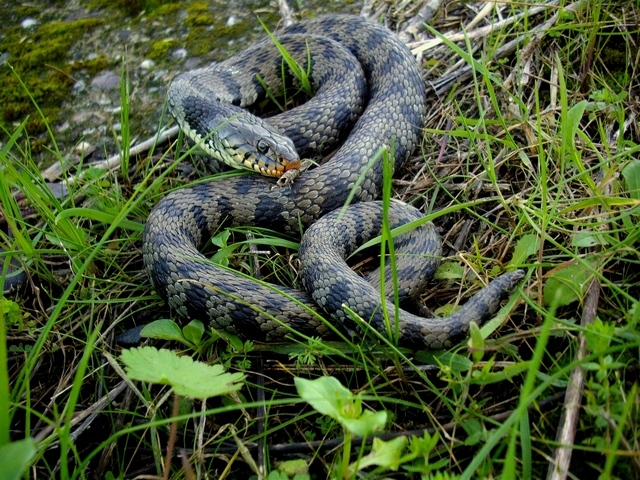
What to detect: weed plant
<box><xmin>1</xmin><ymin>1</ymin><xmax>639</xmax><ymax>479</ymax></box>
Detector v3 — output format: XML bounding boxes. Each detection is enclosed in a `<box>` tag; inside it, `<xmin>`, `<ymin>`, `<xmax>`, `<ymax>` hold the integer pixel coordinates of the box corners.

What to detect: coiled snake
<box><xmin>143</xmin><ymin>15</ymin><xmax>523</xmax><ymax>349</ymax></box>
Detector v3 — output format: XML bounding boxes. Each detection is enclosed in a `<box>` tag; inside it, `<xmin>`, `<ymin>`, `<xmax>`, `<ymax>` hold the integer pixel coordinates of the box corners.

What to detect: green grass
<box><xmin>2</xmin><ymin>1</ymin><xmax>640</xmax><ymax>479</ymax></box>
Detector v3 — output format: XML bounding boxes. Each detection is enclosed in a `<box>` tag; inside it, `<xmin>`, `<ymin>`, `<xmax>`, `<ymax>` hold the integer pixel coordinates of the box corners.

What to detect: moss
<box><xmin>182</xmin><ymin>2</ymin><xmax>277</xmax><ymax>60</ymax></box>
<box><xmin>0</xmin><ymin>18</ymin><xmax>105</xmax><ymax>137</ymax></box>
<box><xmin>14</xmin><ymin>5</ymin><xmax>42</xmax><ymax>19</ymax></box>
<box><xmin>185</xmin><ymin>21</ymin><xmax>252</xmax><ymax>58</ymax></box>
<box><xmin>148</xmin><ymin>3</ymin><xmax>183</xmax><ymax>19</ymax></box>
<box><xmin>148</xmin><ymin>38</ymin><xmax>180</xmax><ymax>60</ymax></box>
<box><xmin>89</xmin><ymin>0</ymin><xmax>180</xmax><ymax>16</ymax></box>
<box><xmin>74</xmin><ymin>56</ymin><xmax>112</xmax><ymax>76</ymax></box>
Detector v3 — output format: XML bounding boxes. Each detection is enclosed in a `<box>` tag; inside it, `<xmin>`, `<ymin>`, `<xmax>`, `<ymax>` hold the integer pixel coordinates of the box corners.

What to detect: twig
<box><xmin>163</xmin><ymin>394</ymin><xmax>180</xmax><ymax>480</ymax></box>
<box><xmin>425</xmin><ymin>1</ymin><xmax>586</xmax><ymax>97</ymax></box>
<box><xmin>546</xmin><ymin>278</ymin><xmax>600</xmax><ymax>480</ymax></box>
<box><xmin>42</xmin><ymin>125</ymin><xmax>179</xmax><ymax>186</ymax></box>
<box><xmin>276</xmin><ymin>0</ymin><xmax>294</xmax><ymax>27</ymax></box>
<box><xmin>35</xmin><ymin>380</ymin><xmax>128</xmax><ymax>444</ymax></box>
<box><xmin>360</xmin><ymin>0</ymin><xmax>374</xmax><ymax>18</ymax></box>
<box><xmin>398</xmin><ymin>0</ymin><xmax>443</xmax><ymax>43</ymax></box>
<box><xmin>408</xmin><ymin>0</ymin><xmax>561</xmax><ymax>56</ymax></box>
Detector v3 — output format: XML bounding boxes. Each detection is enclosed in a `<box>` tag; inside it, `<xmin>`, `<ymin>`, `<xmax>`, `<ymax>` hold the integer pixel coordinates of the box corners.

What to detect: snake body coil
<box><xmin>143</xmin><ymin>15</ymin><xmax>523</xmax><ymax>349</ymax></box>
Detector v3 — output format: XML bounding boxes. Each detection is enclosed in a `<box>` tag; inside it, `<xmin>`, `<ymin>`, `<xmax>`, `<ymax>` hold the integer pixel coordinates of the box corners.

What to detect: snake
<box><xmin>142</xmin><ymin>15</ymin><xmax>524</xmax><ymax>349</ymax></box>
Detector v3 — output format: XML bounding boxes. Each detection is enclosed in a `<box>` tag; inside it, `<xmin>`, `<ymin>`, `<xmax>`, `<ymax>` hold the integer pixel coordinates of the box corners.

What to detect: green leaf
<box><xmin>276</xmin><ymin>459</ymin><xmax>308</xmax><ymax>477</ymax></box>
<box><xmin>267</xmin><ymin>471</ymin><xmax>289</xmax><ymax>480</ymax></box>
<box><xmin>622</xmin><ymin>159</ymin><xmax>640</xmax><ymax>200</ymax></box>
<box><xmin>140</xmin><ymin>319</ymin><xmax>185</xmax><ymax>343</ymax></box>
<box><xmin>468</xmin><ymin>322</ymin><xmax>484</xmax><ymax>364</ymax></box>
<box><xmin>182</xmin><ymin>320</ymin><xmax>204</xmax><ymax>346</ymax></box>
<box><xmin>341</xmin><ymin>409</ymin><xmax>387</xmax><ymax>437</ymax></box>
<box><xmin>295</xmin><ymin>376</ymin><xmax>350</xmax><ymax>419</ymax></box>
<box><xmin>543</xmin><ymin>257</ymin><xmax>600</xmax><ymax>307</ymax></box>
<box><xmin>509</xmin><ymin>234</ymin><xmax>539</xmax><ymax>267</ymax></box>
<box><xmin>566</xmin><ymin>100</ymin><xmax>588</xmax><ymax>139</ymax></box>
<box><xmin>211</xmin><ymin>229</ymin><xmax>231</xmax><ymax>248</ymax></box>
<box><xmin>0</xmin><ymin>438</ymin><xmax>37</xmax><ymax>480</ymax></box>
<box><xmin>421</xmin><ymin>351</ymin><xmax>473</xmax><ymax>373</ymax></box>
<box><xmin>585</xmin><ymin>318</ymin><xmax>615</xmax><ymax>355</ymax></box>
<box><xmin>434</xmin><ymin>262</ymin><xmax>464</xmax><ymax>280</ymax></box>
<box><xmin>258</xmin><ymin>18</ymin><xmax>312</xmax><ymax>94</ymax></box>
<box><xmin>572</xmin><ymin>230</ymin><xmax>610</xmax><ymax>248</ymax></box>
<box><xmin>462</xmin><ymin>418</ymin><xmax>483</xmax><ymax>446</ymax></box>
<box><xmin>295</xmin><ymin>376</ymin><xmax>387</xmax><ymax>436</ymax></box>
<box><xmin>120</xmin><ymin>346</ymin><xmax>245</xmax><ymax>399</ymax></box>
<box><xmin>470</xmin><ymin>360</ymin><xmax>530</xmax><ymax>385</ymax></box>
<box><xmin>352</xmin><ymin>436</ymin><xmax>408</xmax><ymax>472</ymax></box>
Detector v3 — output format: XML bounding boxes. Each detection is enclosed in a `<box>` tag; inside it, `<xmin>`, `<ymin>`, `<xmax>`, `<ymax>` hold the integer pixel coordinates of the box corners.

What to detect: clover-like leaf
<box><xmin>120</xmin><ymin>346</ymin><xmax>244</xmax><ymax>399</ymax></box>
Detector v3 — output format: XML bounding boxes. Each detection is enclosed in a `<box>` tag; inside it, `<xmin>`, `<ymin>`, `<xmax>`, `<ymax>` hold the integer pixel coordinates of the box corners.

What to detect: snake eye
<box><xmin>256</xmin><ymin>139</ymin><xmax>270</xmax><ymax>155</ymax></box>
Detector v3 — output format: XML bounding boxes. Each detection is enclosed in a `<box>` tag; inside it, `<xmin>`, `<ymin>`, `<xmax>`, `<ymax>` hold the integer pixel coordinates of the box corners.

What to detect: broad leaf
<box><xmin>121</xmin><ymin>346</ymin><xmax>244</xmax><ymax>399</ymax></box>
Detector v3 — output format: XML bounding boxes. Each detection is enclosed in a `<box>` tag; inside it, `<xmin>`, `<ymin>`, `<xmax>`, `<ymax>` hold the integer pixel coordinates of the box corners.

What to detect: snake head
<box><xmin>171</xmin><ymin>91</ymin><xmax>301</xmax><ymax>178</ymax></box>
<box><xmin>210</xmin><ymin>109</ymin><xmax>301</xmax><ymax>178</ymax></box>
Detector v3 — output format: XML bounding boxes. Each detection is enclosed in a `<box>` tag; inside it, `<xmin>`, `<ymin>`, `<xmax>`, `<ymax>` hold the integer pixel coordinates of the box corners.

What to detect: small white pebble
<box><xmin>140</xmin><ymin>59</ymin><xmax>155</xmax><ymax>70</ymax></box>
<box><xmin>226</xmin><ymin>15</ymin><xmax>238</xmax><ymax>27</ymax></box>
<box><xmin>172</xmin><ymin>48</ymin><xmax>187</xmax><ymax>60</ymax></box>
<box><xmin>21</xmin><ymin>18</ymin><xmax>38</xmax><ymax>29</ymax></box>
<box><xmin>74</xmin><ymin>141</ymin><xmax>93</xmax><ymax>155</ymax></box>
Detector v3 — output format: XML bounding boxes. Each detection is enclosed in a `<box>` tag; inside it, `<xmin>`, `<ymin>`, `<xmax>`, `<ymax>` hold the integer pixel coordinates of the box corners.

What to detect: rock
<box><xmin>171</xmin><ymin>48</ymin><xmax>187</xmax><ymax>60</ymax></box>
<box><xmin>140</xmin><ymin>59</ymin><xmax>155</xmax><ymax>70</ymax></box>
<box><xmin>91</xmin><ymin>72</ymin><xmax>121</xmax><ymax>91</ymax></box>
<box><xmin>21</xmin><ymin>18</ymin><xmax>38</xmax><ymax>29</ymax></box>
<box><xmin>72</xmin><ymin>79</ymin><xmax>86</xmax><ymax>94</ymax></box>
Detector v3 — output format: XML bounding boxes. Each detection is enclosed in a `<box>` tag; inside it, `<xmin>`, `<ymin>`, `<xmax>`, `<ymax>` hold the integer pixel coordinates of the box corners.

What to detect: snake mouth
<box><xmin>284</xmin><ymin>159</ymin><xmax>302</xmax><ymax>171</ymax></box>
<box><xmin>264</xmin><ymin>159</ymin><xmax>301</xmax><ymax>177</ymax></box>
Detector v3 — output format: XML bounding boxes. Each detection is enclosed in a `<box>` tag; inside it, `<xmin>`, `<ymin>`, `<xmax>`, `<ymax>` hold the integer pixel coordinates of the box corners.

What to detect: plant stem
<box><xmin>341</xmin><ymin>430</ymin><xmax>352</xmax><ymax>479</ymax></box>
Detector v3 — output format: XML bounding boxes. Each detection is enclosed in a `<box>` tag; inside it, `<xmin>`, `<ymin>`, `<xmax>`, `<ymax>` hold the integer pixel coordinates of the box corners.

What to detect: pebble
<box><xmin>172</xmin><ymin>48</ymin><xmax>187</xmax><ymax>60</ymax></box>
<box><xmin>91</xmin><ymin>72</ymin><xmax>121</xmax><ymax>90</ymax></box>
<box><xmin>74</xmin><ymin>141</ymin><xmax>94</xmax><ymax>155</ymax></box>
<box><xmin>140</xmin><ymin>59</ymin><xmax>155</xmax><ymax>70</ymax></box>
<box><xmin>21</xmin><ymin>18</ymin><xmax>38</xmax><ymax>29</ymax></box>
<box><xmin>72</xmin><ymin>79</ymin><xmax>86</xmax><ymax>94</ymax></box>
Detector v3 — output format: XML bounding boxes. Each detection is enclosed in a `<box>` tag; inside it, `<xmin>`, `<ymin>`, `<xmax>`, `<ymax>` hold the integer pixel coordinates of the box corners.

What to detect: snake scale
<box><xmin>142</xmin><ymin>15</ymin><xmax>524</xmax><ymax>349</ymax></box>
